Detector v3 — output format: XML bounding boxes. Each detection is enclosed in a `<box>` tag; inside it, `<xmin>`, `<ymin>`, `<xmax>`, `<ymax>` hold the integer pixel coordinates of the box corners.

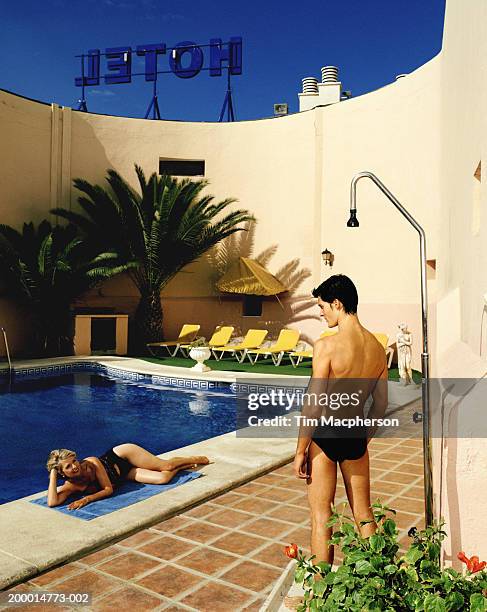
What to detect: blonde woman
<box><xmin>47</xmin><ymin>444</ymin><xmax>209</xmax><ymax>510</ymax></box>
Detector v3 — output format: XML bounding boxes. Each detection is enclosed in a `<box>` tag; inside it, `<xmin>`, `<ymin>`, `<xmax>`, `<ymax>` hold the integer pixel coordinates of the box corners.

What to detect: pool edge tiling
<box><xmin>0</xmin><ymin>428</ymin><xmax>296</xmax><ymax>590</ymax></box>
<box><xmin>0</xmin><ymin>355</ymin><xmax>302</xmax><ymax>385</ymax></box>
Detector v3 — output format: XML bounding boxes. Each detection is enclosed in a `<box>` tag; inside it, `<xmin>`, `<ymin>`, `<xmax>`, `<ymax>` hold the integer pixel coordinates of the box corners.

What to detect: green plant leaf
<box><xmin>370</xmin><ymin>534</ymin><xmax>386</xmax><ymax>553</ymax></box>
<box><xmin>428</xmin><ymin>543</ymin><xmax>441</xmax><ymax>561</ymax></box>
<box><xmin>326</xmin><ymin>514</ymin><xmax>339</xmax><ymax>527</ymax></box>
<box><xmin>315</xmin><ymin>562</ymin><xmax>332</xmax><ymax>574</ymax></box>
<box><xmin>470</xmin><ymin>593</ymin><xmax>487</xmax><ymax>612</ymax></box>
<box><xmin>346</xmin><ymin>550</ymin><xmax>368</xmax><ymax>564</ymax></box>
<box><xmin>383</xmin><ymin>518</ymin><xmax>398</xmax><ymax>536</ymax></box>
<box><xmin>312</xmin><ymin>580</ymin><xmax>327</xmax><ymax>598</ymax></box>
<box><xmin>405</xmin><ymin>545</ymin><xmax>424</xmax><ymax>565</ymax></box>
<box><xmin>444</xmin><ymin>592</ymin><xmax>464</xmax><ymax>612</ymax></box>
<box><xmin>405</xmin><ymin>566</ymin><xmax>419</xmax><ymax>581</ymax></box>
<box><xmin>424</xmin><ymin>593</ymin><xmax>446</xmax><ymax>612</ymax></box>
<box><xmin>384</xmin><ymin>564</ymin><xmax>398</xmax><ymax>575</ymax></box>
<box><xmin>355</xmin><ymin>559</ymin><xmax>374</xmax><ymax>575</ymax></box>
<box><xmin>309</xmin><ymin>598</ymin><xmax>322</xmax><ymax>612</ymax></box>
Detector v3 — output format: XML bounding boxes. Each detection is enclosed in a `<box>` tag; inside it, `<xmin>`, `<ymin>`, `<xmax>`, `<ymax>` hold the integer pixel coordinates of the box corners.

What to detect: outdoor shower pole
<box><xmin>348</xmin><ymin>171</ymin><xmax>433</xmax><ymax>527</ymax></box>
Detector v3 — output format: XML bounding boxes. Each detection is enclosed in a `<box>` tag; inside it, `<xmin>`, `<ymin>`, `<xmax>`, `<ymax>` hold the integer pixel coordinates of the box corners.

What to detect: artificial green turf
<box><xmin>141</xmin><ymin>354</ymin><xmax>312</xmax><ymax>376</ymax></box>
<box><xmin>387</xmin><ymin>367</ymin><xmax>422</xmax><ymax>384</ymax></box>
<box><xmin>140</xmin><ymin>354</ymin><xmax>422</xmax><ymax>382</ymax></box>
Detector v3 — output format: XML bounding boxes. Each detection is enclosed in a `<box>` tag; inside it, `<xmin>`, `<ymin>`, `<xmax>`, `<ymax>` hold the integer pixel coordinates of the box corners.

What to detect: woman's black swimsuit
<box><xmin>98</xmin><ymin>448</ymin><xmax>133</xmax><ymax>486</ymax></box>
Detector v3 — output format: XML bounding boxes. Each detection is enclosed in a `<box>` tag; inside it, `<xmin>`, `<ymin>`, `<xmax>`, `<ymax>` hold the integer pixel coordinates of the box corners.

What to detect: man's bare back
<box><xmin>314</xmin><ymin>322</ymin><xmax>385</xmax><ymax>380</ymax></box>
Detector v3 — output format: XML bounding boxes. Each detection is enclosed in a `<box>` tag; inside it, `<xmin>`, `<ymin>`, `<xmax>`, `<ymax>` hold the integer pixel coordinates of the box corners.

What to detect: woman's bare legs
<box><xmin>113</xmin><ymin>443</ymin><xmax>210</xmax><ymax>485</ymax></box>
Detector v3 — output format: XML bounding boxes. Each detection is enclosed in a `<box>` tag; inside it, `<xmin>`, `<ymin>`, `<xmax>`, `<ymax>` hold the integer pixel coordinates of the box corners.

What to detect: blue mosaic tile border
<box><xmin>0</xmin><ymin>361</ymin><xmax>234</xmax><ymax>392</ymax></box>
<box><xmin>0</xmin><ymin>362</ymin><xmax>307</xmax><ymax>395</ymax></box>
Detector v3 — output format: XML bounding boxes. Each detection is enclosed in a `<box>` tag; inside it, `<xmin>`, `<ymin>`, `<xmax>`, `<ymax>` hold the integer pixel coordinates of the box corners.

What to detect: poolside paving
<box><xmin>3</xmin><ymin>435</ymin><xmax>425</xmax><ymax>611</ymax></box>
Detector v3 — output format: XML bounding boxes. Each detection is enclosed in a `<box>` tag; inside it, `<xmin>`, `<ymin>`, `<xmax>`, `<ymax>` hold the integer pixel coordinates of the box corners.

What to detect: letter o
<box><xmin>170</xmin><ymin>41</ymin><xmax>203</xmax><ymax>79</ymax></box>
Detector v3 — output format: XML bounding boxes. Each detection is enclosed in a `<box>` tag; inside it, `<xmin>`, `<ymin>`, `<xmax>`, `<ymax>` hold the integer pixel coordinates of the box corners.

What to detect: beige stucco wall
<box><xmin>434</xmin><ymin>0</ymin><xmax>487</xmax><ymax>565</ymax></box>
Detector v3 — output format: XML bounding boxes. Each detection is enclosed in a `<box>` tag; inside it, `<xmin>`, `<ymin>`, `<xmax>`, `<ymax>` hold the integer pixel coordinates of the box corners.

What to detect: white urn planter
<box><xmin>189</xmin><ymin>346</ymin><xmax>212</xmax><ymax>372</ymax></box>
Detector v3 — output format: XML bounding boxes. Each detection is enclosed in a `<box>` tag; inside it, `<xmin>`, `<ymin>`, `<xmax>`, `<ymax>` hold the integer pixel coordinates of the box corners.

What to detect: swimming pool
<box><xmin>0</xmin><ymin>372</ymin><xmax>236</xmax><ymax>504</ymax></box>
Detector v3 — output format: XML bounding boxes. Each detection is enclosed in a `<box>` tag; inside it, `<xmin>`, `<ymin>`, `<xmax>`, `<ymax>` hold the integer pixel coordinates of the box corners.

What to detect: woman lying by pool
<box><xmin>46</xmin><ymin>443</ymin><xmax>209</xmax><ymax>511</ymax></box>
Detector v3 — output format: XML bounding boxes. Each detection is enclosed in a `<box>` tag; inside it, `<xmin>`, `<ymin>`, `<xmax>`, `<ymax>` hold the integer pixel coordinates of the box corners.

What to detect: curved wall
<box><xmin>0</xmin><ymin>55</ymin><xmax>442</xmax><ymax>360</ymax></box>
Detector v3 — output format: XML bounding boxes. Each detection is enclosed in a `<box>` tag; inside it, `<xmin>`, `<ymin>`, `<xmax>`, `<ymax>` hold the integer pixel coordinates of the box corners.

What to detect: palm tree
<box><xmin>0</xmin><ymin>220</ymin><xmax>134</xmax><ymax>356</ymax></box>
<box><xmin>52</xmin><ymin>165</ymin><xmax>254</xmax><ymax>350</ymax></box>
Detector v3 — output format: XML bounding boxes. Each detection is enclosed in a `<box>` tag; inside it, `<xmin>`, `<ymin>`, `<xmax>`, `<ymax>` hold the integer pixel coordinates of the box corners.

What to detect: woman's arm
<box><xmin>67</xmin><ymin>458</ymin><xmax>113</xmax><ymax>511</ymax></box>
<box><xmin>47</xmin><ymin>469</ymin><xmax>78</xmax><ymax>507</ymax></box>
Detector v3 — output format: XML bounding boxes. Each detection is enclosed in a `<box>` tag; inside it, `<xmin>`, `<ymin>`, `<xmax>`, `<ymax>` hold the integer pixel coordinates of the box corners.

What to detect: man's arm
<box><xmin>366</xmin><ymin>365</ymin><xmax>389</xmax><ymax>441</ymax></box>
<box><xmin>293</xmin><ymin>338</ymin><xmax>331</xmax><ymax>478</ymax></box>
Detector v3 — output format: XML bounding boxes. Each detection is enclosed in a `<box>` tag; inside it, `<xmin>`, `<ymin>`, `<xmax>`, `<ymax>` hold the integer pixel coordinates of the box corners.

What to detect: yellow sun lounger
<box><xmin>180</xmin><ymin>326</ymin><xmax>235</xmax><ymax>357</ymax></box>
<box><xmin>147</xmin><ymin>324</ymin><xmax>201</xmax><ymax>357</ymax></box>
<box><xmin>246</xmin><ymin>329</ymin><xmax>300</xmax><ymax>366</ymax></box>
<box><xmin>212</xmin><ymin>329</ymin><xmax>269</xmax><ymax>363</ymax></box>
<box><xmin>374</xmin><ymin>333</ymin><xmax>394</xmax><ymax>367</ymax></box>
<box><xmin>289</xmin><ymin>331</ymin><xmax>391</xmax><ymax>368</ymax></box>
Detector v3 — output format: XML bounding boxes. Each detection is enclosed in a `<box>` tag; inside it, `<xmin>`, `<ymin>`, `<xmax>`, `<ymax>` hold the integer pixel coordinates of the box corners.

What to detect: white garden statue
<box><xmin>396</xmin><ymin>322</ymin><xmax>413</xmax><ymax>385</ymax></box>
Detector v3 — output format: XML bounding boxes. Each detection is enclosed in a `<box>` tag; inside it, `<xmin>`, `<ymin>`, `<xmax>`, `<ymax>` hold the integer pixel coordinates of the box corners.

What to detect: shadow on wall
<box><xmin>0</xmin><ymin>115</ymin><xmax>113</xmax><ymax>358</ymax></box>
<box><xmin>73</xmin><ymin>211</ymin><xmax>321</xmax><ymax>349</ymax></box>
<box><xmin>206</xmin><ymin>221</ymin><xmax>320</xmax><ymax>343</ymax></box>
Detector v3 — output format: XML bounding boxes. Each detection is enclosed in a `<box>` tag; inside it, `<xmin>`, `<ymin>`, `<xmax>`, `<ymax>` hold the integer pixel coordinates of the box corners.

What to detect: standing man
<box><xmin>294</xmin><ymin>274</ymin><xmax>388</xmax><ymax>566</ymax></box>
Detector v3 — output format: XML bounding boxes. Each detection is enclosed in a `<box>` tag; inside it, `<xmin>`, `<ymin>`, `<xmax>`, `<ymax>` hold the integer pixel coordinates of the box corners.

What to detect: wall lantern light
<box><xmin>321</xmin><ymin>249</ymin><xmax>334</xmax><ymax>266</ymax></box>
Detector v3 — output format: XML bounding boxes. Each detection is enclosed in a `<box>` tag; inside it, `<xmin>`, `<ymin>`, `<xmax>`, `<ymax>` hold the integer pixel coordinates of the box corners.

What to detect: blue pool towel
<box><xmin>30</xmin><ymin>471</ymin><xmax>202</xmax><ymax>520</ymax></box>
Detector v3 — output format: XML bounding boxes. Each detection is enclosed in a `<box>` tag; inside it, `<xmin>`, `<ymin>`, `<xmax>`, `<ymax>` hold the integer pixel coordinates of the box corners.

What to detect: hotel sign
<box><xmin>75</xmin><ymin>37</ymin><xmax>242</xmax><ymax>86</ymax></box>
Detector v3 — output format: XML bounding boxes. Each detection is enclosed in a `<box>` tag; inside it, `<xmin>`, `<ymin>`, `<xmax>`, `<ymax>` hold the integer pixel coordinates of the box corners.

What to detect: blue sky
<box><xmin>0</xmin><ymin>0</ymin><xmax>445</xmax><ymax>122</ymax></box>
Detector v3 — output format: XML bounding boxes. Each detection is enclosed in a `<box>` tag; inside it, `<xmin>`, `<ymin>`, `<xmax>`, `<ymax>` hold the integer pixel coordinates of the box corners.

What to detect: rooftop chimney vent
<box><xmin>302</xmin><ymin>77</ymin><xmax>319</xmax><ymax>94</ymax></box>
<box><xmin>321</xmin><ymin>66</ymin><xmax>339</xmax><ymax>83</ymax></box>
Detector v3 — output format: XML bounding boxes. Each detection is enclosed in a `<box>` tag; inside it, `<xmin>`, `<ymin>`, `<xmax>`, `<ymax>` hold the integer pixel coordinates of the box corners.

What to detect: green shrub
<box><xmin>287</xmin><ymin>503</ymin><xmax>487</xmax><ymax>611</ymax></box>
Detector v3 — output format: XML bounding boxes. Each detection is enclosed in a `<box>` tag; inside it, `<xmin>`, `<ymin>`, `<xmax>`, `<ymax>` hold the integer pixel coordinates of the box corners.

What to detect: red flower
<box><xmin>285</xmin><ymin>543</ymin><xmax>299</xmax><ymax>559</ymax></box>
<box><xmin>458</xmin><ymin>551</ymin><xmax>487</xmax><ymax>573</ymax></box>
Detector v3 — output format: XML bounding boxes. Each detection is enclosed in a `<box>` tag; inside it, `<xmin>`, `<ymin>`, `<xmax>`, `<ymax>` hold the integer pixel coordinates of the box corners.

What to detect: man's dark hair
<box><xmin>312</xmin><ymin>274</ymin><xmax>358</xmax><ymax>314</ymax></box>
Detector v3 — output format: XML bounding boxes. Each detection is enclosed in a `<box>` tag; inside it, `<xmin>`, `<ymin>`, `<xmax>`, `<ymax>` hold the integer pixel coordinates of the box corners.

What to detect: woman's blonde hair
<box><xmin>46</xmin><ymin>449</ymin><xmax>77</xmax><ymax>474</ymax></box>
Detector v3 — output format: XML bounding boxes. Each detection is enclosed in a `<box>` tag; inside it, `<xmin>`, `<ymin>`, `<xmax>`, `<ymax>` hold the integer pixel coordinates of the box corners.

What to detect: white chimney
<box><xmin>317</xmin><ymin>66</ymin><xmax>342</xmax><ymax>105</ymax></box>
<box><xmin>298</xmin><ymin>66</ymin><xmax>344</xmax><ymax>111</ymax></box>
<box><xmin>298</xmin><ymin>77</ymin><xmax>319</xmax><ymax>111</ymax></box>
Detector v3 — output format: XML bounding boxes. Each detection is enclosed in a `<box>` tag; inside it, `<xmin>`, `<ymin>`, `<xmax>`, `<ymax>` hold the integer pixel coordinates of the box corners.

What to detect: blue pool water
<box><xmin>0</xmin><ymin>373</ymin><xmax>236</xmax><ymax>504</ymax></box>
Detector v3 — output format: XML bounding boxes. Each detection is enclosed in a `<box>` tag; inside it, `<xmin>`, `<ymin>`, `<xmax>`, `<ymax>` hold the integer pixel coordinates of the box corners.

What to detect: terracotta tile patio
<box><xmin>3</xmin><ymin>436</ymin><xmax>425</xmax><ymax>611</ymax></box>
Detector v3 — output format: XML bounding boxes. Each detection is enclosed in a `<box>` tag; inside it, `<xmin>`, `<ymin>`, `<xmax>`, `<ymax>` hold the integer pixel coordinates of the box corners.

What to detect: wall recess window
<box><xmin>242</xmin><ymin>295</ymin><xmax>263</xmax><ymax>317</ymax></box>
<box><xmin>159</xmin><ymin>159</ymin><xmax>205</xmax><ymax>176</ymax></box>
<box><xmin>426</xmin><ymin>259</ymin><xmax>436</xmax><ymax>281</ymax></box>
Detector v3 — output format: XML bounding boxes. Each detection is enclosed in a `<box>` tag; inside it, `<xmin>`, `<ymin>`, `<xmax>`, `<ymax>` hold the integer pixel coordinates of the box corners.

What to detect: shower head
<box><xmin>347</xmin><ymin>210</ymin><xmax>359</xmax><ymax>227</ymax></box>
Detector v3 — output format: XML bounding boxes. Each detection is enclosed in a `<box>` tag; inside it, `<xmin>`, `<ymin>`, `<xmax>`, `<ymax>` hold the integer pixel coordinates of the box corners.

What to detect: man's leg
<box><xmin>284</xmin><ymin>442</ymin><xmax>337</xmax><ymax>610</ymax></box>
<box><xmin>307</xmin><ymin>440</ymin><xmax>338</xmax><ymax>564</ymax></box>
<box><xmin>340</xmin><ymin>450</ymin><xmax>376</xmax><ymax>538</ymax></box>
